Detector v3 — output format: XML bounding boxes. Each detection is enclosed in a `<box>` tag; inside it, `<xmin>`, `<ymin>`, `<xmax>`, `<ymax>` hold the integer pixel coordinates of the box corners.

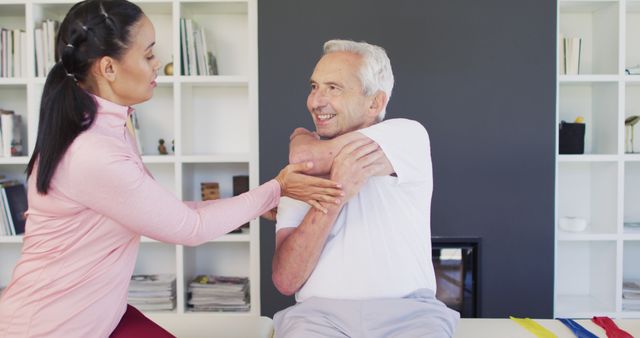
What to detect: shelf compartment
<box><xmin>179</xmin><ymin>2</ymin><xmax>248</xmax><ymax>76</ymax></box>
<box><xmin>624</xmin><ymin>162</ymin><xmax>640</xmax><ymax>232</ymax></box>
<box><xmin>556</xmin><ymin>240</ymin><xmax>617</xmax><ymax>316</ymax></box>
<box><xmin>627</xmin><ymin>1</ymin><xmax>640</xmax><ymax>73</ymax></box>
<box><xmin>0</xmin><ymin>242</ymin><xmax>22</xmax><ymax>288</ymax></box>
<box><xmin>559</xmin><ymin>1</ymin><xmax>619</xmax><ymax>75</ymax></box>
<box><xmin>557</xmin><ymin>161</ymin><xmax>618</xmax><ymax>234</ymax></box>
<box><xmin>133</xmin><ymin>242</ymin><xmax>178</xmax><ymax>312</ymax></box>
<box><xmin>559</xmin><ymin>82</ymin><xmax>618</xmax><ymax>154</ymax></box>
<box><xmin>180</xmin><ymin>85</ymin><xmax>250</xmax><ymax>156</ymax></box>
<box><xmin>135</xmin><ymin>242</ymin><xmax>178</xmax><ymax>276</ymax></box>
<box><xmin>0</xmin><ymin>85</ymin><xmax>29</xmax><ymax>157</ymax></box>
<box><xmin>181</xmin><ymin>162</ymin><xmax>248</xmax><ymax>201</ymax></box>
<box><xmin>182</xmin><ymin>242</ymin><xmax>250</xmax><ymax>312</ymax></box>
<box><xmin>134</xmin><ymin>85</ymin><xmax>175</xmax><ymax>156</ymax></box>
<box><xmin>0</xmin><ymin>4</ymin><xmax>26</xmax><ymax>87</ymax></box>
<box><xmin>623</xmin><ymin>241</ymin><xmax>640</xmax><ymax>312</ymax></box>
<box><xmin>626</xmin><ymin>84</ymin><xmax>640</xmax><ymax>154</ymax></box>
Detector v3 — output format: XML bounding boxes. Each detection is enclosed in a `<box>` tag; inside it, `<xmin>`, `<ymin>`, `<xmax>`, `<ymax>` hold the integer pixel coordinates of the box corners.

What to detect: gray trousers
<box><xmin>273</xmin><ymin>289</ymin><xmax>459</xmax><ymax>338</ymax></box>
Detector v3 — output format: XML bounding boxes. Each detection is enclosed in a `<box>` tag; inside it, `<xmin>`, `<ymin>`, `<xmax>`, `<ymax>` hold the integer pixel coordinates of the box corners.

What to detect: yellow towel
<box><xmin>510</xmin><ymin>316</ymin><xmax>558</xmax><ymax>338</ymax></box>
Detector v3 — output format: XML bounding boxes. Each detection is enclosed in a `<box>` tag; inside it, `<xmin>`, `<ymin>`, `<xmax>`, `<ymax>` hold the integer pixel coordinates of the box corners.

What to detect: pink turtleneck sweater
<box><xmin>0</xmin><ymin>95</ymin><xmax>280</xmax><ymax>337</ymax></box>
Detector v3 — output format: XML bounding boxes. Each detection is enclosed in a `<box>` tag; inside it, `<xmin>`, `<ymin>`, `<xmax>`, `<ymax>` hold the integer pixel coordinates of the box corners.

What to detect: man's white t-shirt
<box><xmin>276</xmin><ymin>118</ymin><xmax>436</xmax><ymax>302</ymax></box>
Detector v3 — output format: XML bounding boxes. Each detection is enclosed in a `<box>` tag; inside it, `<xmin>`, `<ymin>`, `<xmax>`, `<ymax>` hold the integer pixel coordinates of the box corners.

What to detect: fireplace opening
<box><xmin>431</xmin><ymin>237</ymin><xmax>480</xmax><ymax>318</ymax></box>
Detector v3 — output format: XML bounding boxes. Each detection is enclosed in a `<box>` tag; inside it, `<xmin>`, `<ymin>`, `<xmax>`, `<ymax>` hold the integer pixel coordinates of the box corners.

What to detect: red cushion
<box><xmin>110</xmin><ymin>305</ymin><xmax>175</xmax><ymax>338</ymax></box>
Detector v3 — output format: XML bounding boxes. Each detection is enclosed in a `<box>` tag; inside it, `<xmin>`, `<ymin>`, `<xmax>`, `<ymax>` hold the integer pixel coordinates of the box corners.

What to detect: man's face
<box><xmin>307</xmin><ymin>52</ymin><xmax>375</xmax><ymax>139</ymax></box>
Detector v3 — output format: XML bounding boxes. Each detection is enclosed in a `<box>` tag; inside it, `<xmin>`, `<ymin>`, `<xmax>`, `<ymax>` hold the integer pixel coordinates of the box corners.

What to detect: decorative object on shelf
<box><xmin>127</xmin><ymin>111</ymin><xmax>143</xmax><ymax>154</ymax></box>
<box><xmin>157</xmin><ymin>138</ymin><xmax>168</xmax><ymax>155</ymax></box>
<box><xmin>208</xmin><ymin>52</ymin><xmax>218</xmax><ymax>75</ymax></box>
<box><xmin>558</xmin><ymin>216</ymin><xmax>587</xmax><ymax>233</ymax></box>
<box><xmin>164</xmin><ymin>62</ymin><xmax>173</xmax><ymax>76</ymax></box>
<box><xmin>625</xmin><ymin>115</ymin><xmax>640</xmax><ymax>153</ymax></box>
<box><xmin>626</xmin><ymin>65</ymin><xmax>640</xmax><ymax>75</ymax></box>
<box><xmin>201</xmin><ymin>182</ymin><xmax>219</xmax><ymax>201</ymax></box>
<box><xmin>171</xmin><ymin>139</ymin><xmax>174</xmax><ymax>153</ymax></box>
<box><xmin>624</xmin><ymin>222</ymin><xmax>640</xmax><ymax>229</ymax></box>
<box><xmin>233</xmin><ymin>176</ymin><xmax>250</xmax><ymax>231</ymax></box>
<box><xmin>558</xmin><ymin>120</ymin><xmax>585</xmax><ymax>154</ymax></box>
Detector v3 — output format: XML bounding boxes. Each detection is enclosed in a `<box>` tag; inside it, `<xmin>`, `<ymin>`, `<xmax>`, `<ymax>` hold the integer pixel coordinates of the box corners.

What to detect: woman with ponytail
<box><xmin>0</xmin><ymin>1</ymin><xmax>342</xmax><ymax>337</ymax></box>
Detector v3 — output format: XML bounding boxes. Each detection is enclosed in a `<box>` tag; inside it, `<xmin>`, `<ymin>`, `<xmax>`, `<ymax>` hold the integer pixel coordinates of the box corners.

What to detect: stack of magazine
<box><xmin>128</xmin><ymin>274</ymin><xmax>176</xmax><ymax>311</ymax></box>
<box><xmin>188</xmin><ymin>275</ymin><xmax>249</xmax><ymax>312</ymax></box>
<box><xmin>623</xmin><ymin>279</ymin><xmax>640</xmax><ymax>311</ymax></box>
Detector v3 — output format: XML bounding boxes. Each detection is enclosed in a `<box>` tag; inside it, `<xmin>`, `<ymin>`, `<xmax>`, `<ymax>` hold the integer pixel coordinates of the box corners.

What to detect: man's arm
<box><xmin>272</xmin><ymin>139</ymin><xmax>385</xmax><ymax>295</ymax></box>
<box><xmin>288</xmin><ymin>127</ymin><xmax>394</xmax><ymax>177</ymax></box>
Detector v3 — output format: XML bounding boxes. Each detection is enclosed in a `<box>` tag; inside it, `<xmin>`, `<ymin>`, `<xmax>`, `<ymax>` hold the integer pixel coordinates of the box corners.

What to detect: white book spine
<box><xmin>20</xmin><ymin>31</ymin><xmax>27</xmax><ymax>77</ymax></box>
<box><xmin>13</xmin><ymin>29</ymin><xmax>21</xmax><ymax>78</ymax></box>
<box><xmin>46</xmin><ymin>20</ymin><xmax>56</xmax><ymax>72</ymax></box>
<box><xmin>1</xmin><ymin>113</ymin><xmax>13</xmax><ymax>157</ymax></box>
<box><xmin>34</xmin><ymin>28</ymin><xmax>45</xmax><ymax>77</ymax></box>
<box><xmin>7</xmin><ymin>30</ymin><xmax>13</xmax><ymax>77</ymax></box>
<box><xmin>186</xmin><ymin>19</ymin><xmax>197</xmax><ymax>76</ymax></box>
<box><xmin>1</xmin><ymin>29</ymin><xmax>6</xmax><ymax>78</ymax></box>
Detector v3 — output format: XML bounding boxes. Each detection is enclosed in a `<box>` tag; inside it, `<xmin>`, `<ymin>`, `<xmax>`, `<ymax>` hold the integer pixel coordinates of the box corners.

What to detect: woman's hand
<box><xmin>275</xmin><ymin>162</ymin><xmax>343</xmax><ymax>213</ymax></box>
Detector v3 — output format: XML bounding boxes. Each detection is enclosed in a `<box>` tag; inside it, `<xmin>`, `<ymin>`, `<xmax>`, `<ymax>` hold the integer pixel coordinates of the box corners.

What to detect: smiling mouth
<box><xmin>316</xmin><ymin>114</ymin><xmax>336</xmax><ymax>121</ymax></box>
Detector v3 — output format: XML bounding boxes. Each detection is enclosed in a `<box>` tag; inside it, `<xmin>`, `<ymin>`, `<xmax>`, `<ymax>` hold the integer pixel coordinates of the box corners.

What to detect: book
<box><xmin>188</xmin><ymin>275</ymin><xmax>250</xmax><ymax>312</ymax></box>
<box><xmin>34</xmin><ymin>28</ymin><xmax>45</xmax><ymax>77</ymax></box>
<box><xmin>559</xmin><ymin>34</ymin><xmax>565</xmax><ymax>75</ymax></box>
<box><xmin>3</xmin><ymin>183</ymin><xmax>27</xmax><ymax>235</ymax></box>
<box><xmin>180</xmin><ymin>18</ymin><xmax>188</xmax><ymax>75</ymax></box>
<box><xmin>564</xmin><ymin>37</ymin><xmax>581</xmax><ymax>75</ymax></box>
<box><xmin>128</xmin><ymin>274</ymin><xmax>176</xmax><ymax>312</ymax></box>
<box><xmin>0</xmin><ymin>110</ymin><xmax>14</xmax><ymax>157</ymax></box>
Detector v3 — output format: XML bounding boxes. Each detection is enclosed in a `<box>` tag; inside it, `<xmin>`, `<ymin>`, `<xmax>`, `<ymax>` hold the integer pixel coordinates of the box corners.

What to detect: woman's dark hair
<box><xmin>26</xmin><ymin>0</ymin><xmax>143</xmax><ymax>194</ymax></box>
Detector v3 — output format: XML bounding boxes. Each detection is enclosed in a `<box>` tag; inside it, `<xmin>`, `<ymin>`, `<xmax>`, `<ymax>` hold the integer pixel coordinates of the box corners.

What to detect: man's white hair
<box><xmin>323</xmin><ymin>39</ymin><xmax>394</xmax><ymax>121</ymax></box>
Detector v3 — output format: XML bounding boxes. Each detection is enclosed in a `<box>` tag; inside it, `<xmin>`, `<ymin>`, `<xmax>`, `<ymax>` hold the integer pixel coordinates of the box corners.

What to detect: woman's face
<box><xmin>111</xmin><ymin>15</ymin><xmax>161</xmax><ymax>106</ymax></box>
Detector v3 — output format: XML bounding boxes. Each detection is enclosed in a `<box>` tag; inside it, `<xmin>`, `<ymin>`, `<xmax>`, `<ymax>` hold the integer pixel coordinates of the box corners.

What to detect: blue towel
<box><xmin>558</xmin><ymin>318</ymin><xmax>598</xmax><ymax>338</ymax></box>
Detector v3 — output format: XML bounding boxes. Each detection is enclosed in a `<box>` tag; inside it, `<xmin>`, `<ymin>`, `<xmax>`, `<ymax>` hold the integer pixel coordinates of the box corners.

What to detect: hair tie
<box><xmin>100</xmin><ymin>3</ymin><xmax>109</xmax><ymax>19</ymax></box>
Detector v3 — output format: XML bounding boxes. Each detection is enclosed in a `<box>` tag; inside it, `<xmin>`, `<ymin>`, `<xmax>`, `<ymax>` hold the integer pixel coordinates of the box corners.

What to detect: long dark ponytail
<box><xmin>26</xmin><ymin>0</ymin><xmax>143</xmax><ymax>194</ymax></box>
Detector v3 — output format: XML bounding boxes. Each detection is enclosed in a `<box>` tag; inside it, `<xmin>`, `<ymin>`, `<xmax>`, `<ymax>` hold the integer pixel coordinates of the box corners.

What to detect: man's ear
<box><xmin>95</xmin><ymin>56</ymin><xmax>117</xmax><ymax>82</ymax></box>
<box><xmin>367</xmin><ymin>90</ymin><xmax>387</xmax><ymax>118</ymax></box>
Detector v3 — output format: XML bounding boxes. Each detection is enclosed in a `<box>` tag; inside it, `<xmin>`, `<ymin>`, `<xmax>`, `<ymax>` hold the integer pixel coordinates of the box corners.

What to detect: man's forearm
<box><xmin>289</xmin><ymin>131</ymin><xmax>367</xmax><ymax>175</ymax></box>
<box><xmin>272</xmin><ymin>203</ymin><xmax>342</xmax><ymax>295</ymax></box>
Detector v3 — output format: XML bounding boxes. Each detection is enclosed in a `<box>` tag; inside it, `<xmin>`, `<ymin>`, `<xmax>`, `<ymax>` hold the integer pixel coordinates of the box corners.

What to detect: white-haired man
<box><xmin>272</xmin><ymin>39</ymin><xmax>459</xmax><ymax>337</ymax></box>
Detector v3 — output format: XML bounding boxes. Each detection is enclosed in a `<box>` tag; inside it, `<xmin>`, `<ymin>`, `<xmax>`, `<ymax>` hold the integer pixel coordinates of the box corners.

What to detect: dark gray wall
<box><xmin>259</xmin><ymin>0</ymin><xmax>556</xmax><ymax>318</ymax></box>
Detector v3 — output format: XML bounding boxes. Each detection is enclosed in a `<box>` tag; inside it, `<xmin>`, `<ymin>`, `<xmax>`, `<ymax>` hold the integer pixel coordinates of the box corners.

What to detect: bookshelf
<box><xmin>556</xmin><ymin>0</ymin><xmax>640</xmax><ymax>318</ymax></box>
<box><xmin>0</xmin><ymin>0</ymin><xmax>262</xmax><ymax>334</ymax></box>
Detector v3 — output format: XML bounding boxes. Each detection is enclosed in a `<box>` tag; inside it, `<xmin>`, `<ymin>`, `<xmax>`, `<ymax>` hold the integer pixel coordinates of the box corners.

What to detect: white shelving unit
<box><xmin>556</xmin><ymin>0</ymin><xmax>640</xmax><ymax>318</ymax></box>
<box><xmin>0</xmin><ymin>0</ymin><xmax>262</xmax><ymax>334</ymax></box>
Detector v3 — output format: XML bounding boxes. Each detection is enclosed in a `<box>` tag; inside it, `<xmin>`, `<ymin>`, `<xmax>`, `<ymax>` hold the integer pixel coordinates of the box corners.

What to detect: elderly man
<box><xmin>271</xmin><ymin>39</ymin><xmax>459</xmax><ymax>338</ymax></box>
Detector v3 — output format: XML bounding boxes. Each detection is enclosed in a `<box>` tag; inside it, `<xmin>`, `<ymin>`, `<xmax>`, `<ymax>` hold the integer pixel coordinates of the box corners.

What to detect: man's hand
<box><xmin>288</xmin><ymin>128</ymin><xmax>328</xmax><ymax>175</ymax></box>
<box><xmin>331</xmin><ymin>139</ymin><xmax>386</xmax><ymax>202</ymax></box>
